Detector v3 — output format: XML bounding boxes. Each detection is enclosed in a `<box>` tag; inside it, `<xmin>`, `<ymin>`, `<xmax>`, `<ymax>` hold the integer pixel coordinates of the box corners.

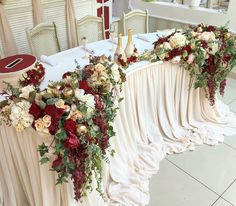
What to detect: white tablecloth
<box><xmin>1</xmin><ymin>32</ymin><xmax>236</xmax><ymax>206</ymax></box>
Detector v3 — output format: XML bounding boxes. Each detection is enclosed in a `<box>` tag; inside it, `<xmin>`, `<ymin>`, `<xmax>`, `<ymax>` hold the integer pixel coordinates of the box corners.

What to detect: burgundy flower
<box><xmin>64</xmin><ymin>119</ymin><xmax>76</xmax><ymax>133</ymax></box>
<box><xmin>94</xmin><ymin>95</ymin><xmax>104</xmax><ymax>111</ymax></box>
<box><xmin>52</xmin><ymin>155</ymin><xmax>63</xmax><ymax>172</ymax></box>
<box><xmin>29</xmin><ymin>102</ymin><xmax>42</xmax><ymax>119</ymax></box>
<box><xmin>223</xmin><ymin>54</ymin><xmax>232</xmax><ymax>63</ymax></box>
<box><xmin>62</xmin><ymin>72</ymin><xmax>72</xmax><ymax>79</ymax></box>
<box><xmin>48</xmin><ymin>119</ymin><xmax>58</xmax><ymax>135</ymax></box>
<box><xmin>64</xmin><ymin>132</ymin><xmax>80</xmax><ymax>149</ymax></box>
<box><xmin>44</xmin><ymin>105</ymin><xmax>64</xmax><ymax>120</ymax></box>
<box><xmin>79</xmin><ymin>81</ymin><xmax>93</xmax><ymax>93</ymax></box>
<box><xmin>207</xmin><ymin>25</ymin><xmax>216</xmax><ymax>32</ymax></box>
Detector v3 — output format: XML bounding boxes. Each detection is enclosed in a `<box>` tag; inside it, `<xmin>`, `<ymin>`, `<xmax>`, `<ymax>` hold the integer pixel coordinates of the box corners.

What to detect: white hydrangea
<box><xmin>10</xmin><ymin>100</ymin><xmax>34</xmax><ymax>132</ymax></box>
<box><xmin>169</xmin><ymin>33</ymin><xmax>187</xmax><ymax>48</ymax></box>
<box><xmin>111</xmin><ymin>63</ymin><xmax>120</xmax><ymax>82</ymax></box>
<box><xmin>19</xmin><ymin>85</ymin><xmax>35</xmax><ymax>99</ymax></box>
<box><xmin>75</xmin><ymin>89</ymin><xmax>95</xmax><ymax>116</ymax></box>
<box><xmin>207</xmin><ymin>42</ymin><xmax>219</xmax><ymax>55</ymax></box>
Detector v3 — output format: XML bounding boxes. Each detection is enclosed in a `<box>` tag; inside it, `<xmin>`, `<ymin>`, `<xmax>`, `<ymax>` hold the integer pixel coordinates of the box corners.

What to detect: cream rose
<box><xmin>94</xmin><ymin>63</ymin><xmax>106</xmax><ymax>72</ymax></box>
<box><xmin>34</xmin><ymin>118</ymin><xmax>46</xmax><ymax>132</ymax></box>
<box><xmin>55</xmin><ymin>99</ymin><xmax>65</xmax><ymax>109</ymax></box>
<box><xmin>70</xmin><ymin>110</ymin><xmax>83</xmax><ymax>121</ymax></box>
<box><xmin>42</xmin><ymin>115</ymin><xmax>52</xmax><ymax>127</ymax></box>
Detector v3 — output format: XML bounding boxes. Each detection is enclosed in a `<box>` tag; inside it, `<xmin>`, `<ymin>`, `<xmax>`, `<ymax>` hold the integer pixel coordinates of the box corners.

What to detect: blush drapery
<box><xmin>0</xmin><ymin>62</ymin><xmax>236</xmax><ymax>206</ymax></box>
<box><xmin>66</xmin><ymin>0</ymin><xmax>78</xmax><ymax>48</ymax></box>
<box><xmin>32</xmin><ymin>0</ymin><xmax>44</xmax><ymax>26</ymax></box>
<box><xmin>0</xmin><ymin>0</ymin><xmax>18</xmax><ymax>57</ymax></box>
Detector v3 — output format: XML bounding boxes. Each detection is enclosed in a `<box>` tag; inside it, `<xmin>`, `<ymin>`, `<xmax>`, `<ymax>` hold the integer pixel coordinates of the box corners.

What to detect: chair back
<box><xmin>123</xmin><ymin>9</ymin><xmax>149</xmax><ymax>35</ymax></box>
<box><xmin>76</xmin><ymin>15</ymin><xmax>105</xmax><ymax>45</ymax></box>
<box><xmin>26</xmin><ymin>22</ymin><xmax>61</xmax><ymax>58</ymax></box>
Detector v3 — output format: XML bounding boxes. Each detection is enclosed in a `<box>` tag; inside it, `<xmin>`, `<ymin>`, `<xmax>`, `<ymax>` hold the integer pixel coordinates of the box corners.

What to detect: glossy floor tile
<box><xmin>224</xmin><ymin>134</ymin><xmax>236</xmax><ymax>150</ymax></box>
<box><xmin>218</xmin><ymin>85</ymin><xmax>236</xmax><ymax>105</ymax></box>
<box><xmin>229</xmin><ymin>100</ymin><xmax>236</xmax><ymax>113</ymax></box>
<box><xmin>149</xmin><ymin>159</ymin><xmax>219</xmax><ymax>206</ymax></box>
<box><xmin>149</xmin><ymin>78</ymin><xmax>236</xmax><ymax>206</ymax></box>
<box><xmin>167</xmin><ymin>144</ymin><xmax>236</xmax><ymax>195</ymax></box>
<box><xmin>222</xmin><ymin>180</ymin><xmax>236</xmax><ymax>205</ymax></box>
<box><xmin>213</xmin><ymin>198</ymin><xmax>233</xmax><ymax>206</ymax></box>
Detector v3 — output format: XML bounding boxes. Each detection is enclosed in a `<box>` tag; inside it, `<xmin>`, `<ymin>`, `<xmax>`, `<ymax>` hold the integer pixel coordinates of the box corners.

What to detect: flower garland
<box><xmin>0</xmin><ymin>55</ymin><xmax>126</xmax><ymax>201</ymax></box>
<box><xmin>152</xmin><ymin>24</ymin><xmax>236</xmax><ymax>105</ymax></box>
<box><xmin>117</xmin><ymin>48</ymin><xmax>139</xmax><ymax>68</ymax></box>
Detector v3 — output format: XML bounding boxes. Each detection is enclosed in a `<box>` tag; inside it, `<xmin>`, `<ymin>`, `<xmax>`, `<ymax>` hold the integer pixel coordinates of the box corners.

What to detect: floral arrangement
<box><xmin>117</xmin><ymin>48</ymin><xmax>139</xmax><ymax>68</ymax></box>
<box><xmin>0</xmin><ymin>56</ymin><xmax>126</xmax><ymax>201</ymax></box>
<box><xmin>153</xmin><ymin>24</ymin><xmax>236</xmax><ymax>105</ymax></box>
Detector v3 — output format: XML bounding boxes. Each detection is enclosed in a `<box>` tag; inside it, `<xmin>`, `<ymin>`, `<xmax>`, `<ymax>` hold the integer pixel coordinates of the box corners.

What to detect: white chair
<box><xmin>26</xmin><ymin>22</ymin><xmax>61</xmax><ymax>58</ymax></box>
<box><xmin>123</xmin><ymin>9</ymin><xmax>149</xmax><ymax>36</ymax></box>
<box><xmin>76</xmin><ymin>15</ymin><xmax>105</xmax><ymax>45</ymax></box>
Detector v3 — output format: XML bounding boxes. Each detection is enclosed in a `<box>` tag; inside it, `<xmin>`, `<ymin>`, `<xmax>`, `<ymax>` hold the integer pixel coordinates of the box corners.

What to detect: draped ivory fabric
<box><xmin>0</xmin><ymin>0</ymin><xmax>18</xmax><ymax>57</ymax></box>
<box><xmin>32</xmin><ymin>0</ymin><xmax>44</xmax><ymax>26</ymax></box>
<box><xmin>0</xmin><ymin>62</ymin><xmax>236</xmax><ymax>206</ymax></box>
<box><xmin>66</xmin><ymin>0</ymin><xmax>78</xmax><ymax>48</ymax></box>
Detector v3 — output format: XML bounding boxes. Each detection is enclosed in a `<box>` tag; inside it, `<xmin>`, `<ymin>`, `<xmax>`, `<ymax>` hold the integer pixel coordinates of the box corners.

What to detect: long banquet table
<box><xmin>1</xmin><ymin>32</ymin><xmax>236</xmax><ymax>206</ymax></box>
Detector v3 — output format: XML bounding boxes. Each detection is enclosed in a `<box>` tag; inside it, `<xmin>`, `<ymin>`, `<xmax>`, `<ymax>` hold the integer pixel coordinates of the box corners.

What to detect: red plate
<box><xmin>0</xmin><ymin>54</ymin><xmax>37</xmax><ymax>74</ymax></box>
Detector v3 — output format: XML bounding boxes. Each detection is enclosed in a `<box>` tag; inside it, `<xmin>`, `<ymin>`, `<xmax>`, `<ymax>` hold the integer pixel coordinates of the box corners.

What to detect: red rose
<box><xmin>48</xmin><ymin>119</ymin><xmax>58</xmax><ymax>135</ymax></box>
<box><xmin>62</xmin><ymin>72</ymin><xmax>72</xmax><ymax>79</ymax></box>
<box><xmin>52</xmin><ymin>155</ymin><xmax>63</xmax><ymax>172</ymax></box>
<box><xmin>45</xmin><ymin>105</ymin><xmax>64</xmax><ymax>120</ymax></box>
<box><xmin>45</xmin><ymin>105</ymin><xmax>56</xmax><ymax>116</ymax></box>
<box><xmin>94</xmin><ymin>95</ymin><xmax>104</xmax><ymax>111</ymax></box>
<box><xmin>29</xmin><ymin>102</ymin><xmax>42</xmax><ymax>119</ymax></box>
<box><xmin>64</xmin><ymin>132</ymin><xmax>80</xmax><ymax>149</ymax></box>
<box><xmin>64</xmin><ymin>119</ymin><xmax>76</xmax><ymax>133</ymax></box>
<box><xmin>79</xmin><ymin>81</ymin><xmax>92</xmax><ymax>93</ymax></box>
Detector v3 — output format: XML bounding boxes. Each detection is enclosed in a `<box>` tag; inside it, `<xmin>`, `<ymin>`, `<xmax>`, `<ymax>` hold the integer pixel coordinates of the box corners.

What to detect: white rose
<box><xmin>19</xmin><ymin>85</ymin><xmax>35</xmax><ymax>99</ymax></box>
<box><xmin>169</xmin><ymin>33</ymin><xmax>187</xmax><ymax>48</ymax></box>
<box><xmin>207</xmin><ymin>42</ymin><xmax>219</xmax><ymax>55</ymax></box>
<box><xmin>187</xmin><ymin>54</ymin><xmax>196</xmax><ymax>64</ymax></box>
<box><xmin>171</xmin><ymin>56</ymin><xmax>181</xmax><ymax>64</ymax></box>
<box><xmin>163</xmin><ymin>42</ymin><xmax>172</xmax><ymax>50</ymax></box>
<box><xmin>111</xmin><ymin>63</ymin><xmax>120</xmax><ymax>82</ymax></box>
<box><xmin>75</xmin><ymin>89</ymin><xmax>86</xmax><ymax>102</ymax></box>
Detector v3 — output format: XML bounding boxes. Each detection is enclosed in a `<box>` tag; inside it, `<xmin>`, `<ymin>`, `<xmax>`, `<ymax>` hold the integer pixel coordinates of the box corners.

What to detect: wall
<box><xmin>130</xmin><ymin>0</ymin><xmax>236</xmax><ymax>31</ymax></box>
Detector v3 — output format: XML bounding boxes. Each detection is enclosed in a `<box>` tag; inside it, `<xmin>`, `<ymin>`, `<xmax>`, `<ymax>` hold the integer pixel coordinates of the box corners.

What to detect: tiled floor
<box><xmin>149</xmin><ymin>78</ymin><xmax>236</xmax><ymax>206</ymax></box>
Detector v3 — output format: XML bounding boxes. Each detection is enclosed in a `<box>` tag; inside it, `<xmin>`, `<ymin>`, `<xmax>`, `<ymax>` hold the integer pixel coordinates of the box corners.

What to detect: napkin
<box><xmin>40</xmin><ymin>55</ymin><xmax>57</xmax><ymax>66</ymax></box>
<box><xmin>82</xmin><ymin>46</ymin><xmax>94</xmax><ymax>54</ymax></box>
<box><xmin>136</xmin><ymin>34</ymin><xmax>151</xmax><ymax>42</ymax></box>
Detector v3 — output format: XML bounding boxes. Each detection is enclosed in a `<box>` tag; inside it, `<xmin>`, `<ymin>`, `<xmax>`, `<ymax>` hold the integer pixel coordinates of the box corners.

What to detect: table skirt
<box><xmin>1</xmin><ymin>62</ymin><xmax>236</xmax><ymax>206</ymax></box>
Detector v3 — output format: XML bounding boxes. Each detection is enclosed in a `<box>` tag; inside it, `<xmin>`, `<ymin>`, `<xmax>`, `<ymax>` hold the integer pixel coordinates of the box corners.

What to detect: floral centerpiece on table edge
<box><xmin>0</xmin><ymin>55</ymin><xmax>126</xmax><ymax>201</ymax></box>
<box><xmin>153</xmin><ymin>24</ymin><xmax>236</xmax><ymax>105</ymax></box>
<box><xmin>116</xmin><ymin>47</ymin><xmax>139</xmax><ymax>68</ymax></box>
